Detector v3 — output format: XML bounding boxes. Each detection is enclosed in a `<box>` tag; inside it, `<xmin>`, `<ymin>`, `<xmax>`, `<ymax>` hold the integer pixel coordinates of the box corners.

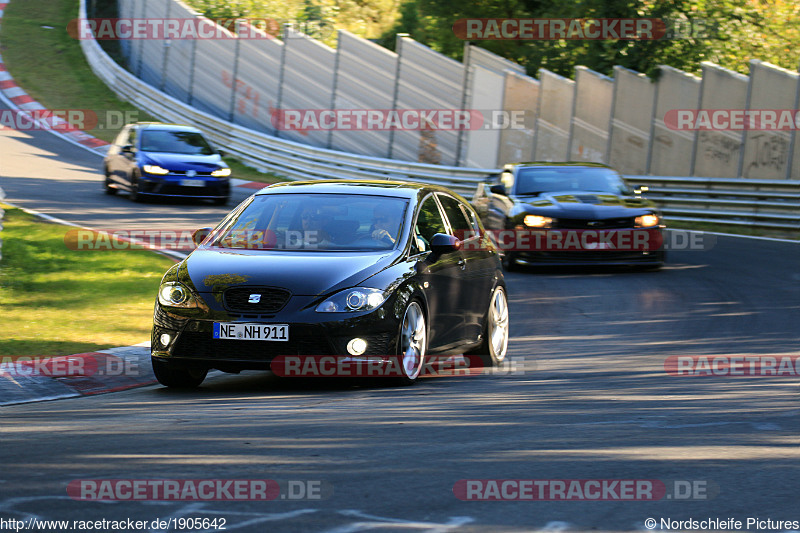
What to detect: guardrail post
<box><xmin>787</xmin><ymin>60</ymin><xmax>800</xmax><ymax>180</ymax></box>
<box><xmin>227</xmin><ymin>25</ymin><xmax>243</xmax><ymax>124</ymax></box>
<box><xmin>387</xmin><ymin>33</ymin><xmax>408</xmax><ymax>160</ymax></box>
<box><xmin>187</xmin><ymin>37</ymin><xmax>198</xmax><ymax>106</ymax></box>
<box><xmin>327</xmin><ymin>30</ymin><xmax>343</xmax><ymax>149</ymax></box>
<box><xmin>454</xmin><ymin>43</ymin><xmax>472</xmax><ymax>167</ymax></box>
<box><xmin>159</xmin><ymin>0</ymin><xmax>172</xmax><ymax>92</ymax></box>
<box><xmin>135</xmin><ymin>0</ymin><xmax>149</xmax><ymax>78</ymax></box>
<box><xmin>274</xmin><ymin>24</ymin><xmax>291</xmax><ymax>139</ymax></box>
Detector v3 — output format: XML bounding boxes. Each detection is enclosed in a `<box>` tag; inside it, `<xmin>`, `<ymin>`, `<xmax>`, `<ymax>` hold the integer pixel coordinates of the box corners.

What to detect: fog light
<box><xmin>160</xmin><ymin>333</ymin><xmax>172</xmax><ymax>347</ymax></box>
<box><xmin>347</xmin><ymin>338</ymin><xmax>367</xmax><ymax>356</ymax></box>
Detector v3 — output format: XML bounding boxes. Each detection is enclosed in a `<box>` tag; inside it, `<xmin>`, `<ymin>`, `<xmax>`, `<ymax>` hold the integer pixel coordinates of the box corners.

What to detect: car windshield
<box><xmin>209</xmin><ymin>193</ymin><xmax>409</xmax><ymax>252</ymax></box>
<box><xmin>515</xmin><ymin>167</ymin><xmax>630</xmax><ymax>195</ymax></box>
<box><xmin>140</xmin><ymin>130</ymin><xmax>215</xmax><ymax>155</ymax></box>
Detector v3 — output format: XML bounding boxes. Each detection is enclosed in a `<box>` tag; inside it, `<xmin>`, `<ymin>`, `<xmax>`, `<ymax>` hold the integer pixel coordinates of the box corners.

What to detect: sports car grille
<box><xmin>555</xmin><ymin>217</ymin><xmax>634</xmax><ymax>230</ymax></box>
<box><xmin>223</xmin><ymin>287</ymin><xmax>291</xmax><ymax>314</ymax></box>
<box><xmin>172</xmin><ymin>330</ymin><xmax>333</xmax><ymax>361</ymax></box>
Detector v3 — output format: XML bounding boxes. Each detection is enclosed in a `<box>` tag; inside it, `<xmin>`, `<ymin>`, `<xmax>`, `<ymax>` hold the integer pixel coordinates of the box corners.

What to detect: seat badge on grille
<box><xmin>248</xmin><ymin>294</ymin><xmax>261</xmax><ymax>304</ymax></box>
<box><xmin>186</xmin><ymin>170</ymin><xmax>197</xmax><ymax>178</ymax></box>
<box><xmin>587</xmin><ymin>221</ymin><xmax>602</xmax><ymax>227</ymax></box>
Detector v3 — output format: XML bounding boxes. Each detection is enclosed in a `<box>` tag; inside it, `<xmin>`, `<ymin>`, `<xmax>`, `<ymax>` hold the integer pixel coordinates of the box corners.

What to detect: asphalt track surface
<box><xmin>2</xmin><ymin>115</ymin><xmax>800</xmax><ymax>532</ymax></box>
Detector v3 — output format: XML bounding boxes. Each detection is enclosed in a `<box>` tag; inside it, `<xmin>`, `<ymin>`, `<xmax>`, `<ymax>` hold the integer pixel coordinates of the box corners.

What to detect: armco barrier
<box><xmin>76</xmin><ymin>0</ymin><xmax>800</xmax><ymax>230</ymax></box>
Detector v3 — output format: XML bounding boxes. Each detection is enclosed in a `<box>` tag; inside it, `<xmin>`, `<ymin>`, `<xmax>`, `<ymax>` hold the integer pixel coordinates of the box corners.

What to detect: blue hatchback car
<box><xmin>103</xmin><ymin>122</ymin><xmax>231</xmax><ymax>204</ymax></box>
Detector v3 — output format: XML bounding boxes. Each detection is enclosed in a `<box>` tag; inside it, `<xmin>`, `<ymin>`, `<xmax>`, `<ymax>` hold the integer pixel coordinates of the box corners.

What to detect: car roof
<box><xmin>132</xmin><ymin>122</ymin><xmax>203</xmax><ymax>133</ymax></box>
<box><xmin>506</xmin><ymin>161</ymin><xmax>615</xmax><ymax>171</ymax></box>
<box><xmin>254</xmin><ymin>180</ymin><xmax>466</xmax><ymax>200</ymax></box>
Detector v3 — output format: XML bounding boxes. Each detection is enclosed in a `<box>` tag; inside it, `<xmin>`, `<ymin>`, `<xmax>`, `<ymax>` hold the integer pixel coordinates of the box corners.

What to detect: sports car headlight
<box><xmin>635</xmin><ymin>214</ymin><xmax>660</xmax><ymax>228</ymax></box>
<box><xmin>523</xmin><ymin>215</ymin><xmax>554</xmax><ymax>228</ymax></box>
<box><xmin>316</xmin><ymin>288</ymin><xmax>388</xmax><ymax>313</ymax></box>
<box><xmin>158</xmin><ymin>282</ymin><xmax>199</xmax><ymax>308</ymax></box>
<box><xmin>143</xmin><ymin>165</ymin><xmax>169</xmax><ymax>175</ymax></box>
<box><xmin>211</xmin><ymin>167</ymin><xmax>231</xmax><ymax>177</ymax></box>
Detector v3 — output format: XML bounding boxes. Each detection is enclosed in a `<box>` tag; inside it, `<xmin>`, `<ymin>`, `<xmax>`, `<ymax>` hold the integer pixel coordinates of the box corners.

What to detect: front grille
<box><xmin>173</xmin><ymin>330</ymin><xmax>333</xmax><ymax>361</ymax></box>
<box><xmin>223</xmin><ymin>287</ymin><xmax>291</xmax><ymax>314</ymax></box>
<box><xmin>555</xmin><ymin>217</ymin><xmax>634</xmax><ymax>230</ymax></box>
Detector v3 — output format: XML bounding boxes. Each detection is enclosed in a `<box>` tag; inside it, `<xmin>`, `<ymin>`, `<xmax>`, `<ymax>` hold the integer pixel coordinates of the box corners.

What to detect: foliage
<box><xmin>379</xmin><ymin>0</ymin><xmax>799</xmax><ymax>78</ymax></box>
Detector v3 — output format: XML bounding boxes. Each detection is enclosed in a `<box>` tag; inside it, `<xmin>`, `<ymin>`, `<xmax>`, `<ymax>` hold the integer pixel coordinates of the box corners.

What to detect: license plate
<box><xmin>213</xmin><ymin>323</ymin><xmax>289</xmax><ymax>341</ymax></box>
<box><xmin>180</xmin><ymin>179</ymin><xmax>205</xmax><ymax>187</ymax></box>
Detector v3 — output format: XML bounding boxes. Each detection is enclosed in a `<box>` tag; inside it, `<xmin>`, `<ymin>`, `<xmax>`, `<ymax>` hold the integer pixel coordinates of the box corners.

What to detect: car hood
<box><xmin>519</xmin><ymin>190</ymin><xmax>656</xmax><ymax>217</ymax></box>
<box><xmin>179</xmin><ymin>248</ymin><xmax>399</xmax><ymax>296</ymax></box>
<box><xmin>141</xmin><ymin>152</ymin><xmax>223</xmax><ymax>171</ymax></box>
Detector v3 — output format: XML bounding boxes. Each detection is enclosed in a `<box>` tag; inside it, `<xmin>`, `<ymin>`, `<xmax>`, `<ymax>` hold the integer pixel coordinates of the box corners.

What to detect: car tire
<box><xmin>104</xmin><ymin>168</ymin><xmax>117</xmax><ymax>195</ymax></box>
<box><xmin>395</xmin><ymin>300</ymin><xmax>427</xmax><ymax>385</ymax></box>
<box><xmin>151</xmin><ymin>357</ymin><xmax>207</xmax><ymax>388</ymax></box>
<box><xmin>466</xmin><ymin>285</ymin><xmax>509</xmax><ymax>367</ymax></box>
<box><xmin>129</xmin><ymin>173</ymin><xmax>143</xmax><ymax>203</ymax></box>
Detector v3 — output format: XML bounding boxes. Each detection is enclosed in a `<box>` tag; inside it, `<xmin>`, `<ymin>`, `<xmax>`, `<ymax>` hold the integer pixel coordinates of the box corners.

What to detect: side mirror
<box><xmin>121</xmin><ymin>144</ymin><xmax>134</xmax><ymax>154</ymax></box>
<box><xmin>430</xmin><ymin>233</ymin><xmax>462</xmax><ymax>256</ymax></box>
<box><xmin>191</xmin><ymin>227</ymin><xmax>213</xmax><ymax>247</ymax></box>
<box><xmin>489</xmin><ymin>183</ymin><xmax>507</xmax><ymax>196</ymax></box>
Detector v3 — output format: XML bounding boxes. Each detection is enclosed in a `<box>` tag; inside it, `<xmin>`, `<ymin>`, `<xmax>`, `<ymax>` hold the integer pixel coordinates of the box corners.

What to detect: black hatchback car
<box><xmin>103</xmin><ymin>122</ymin><xmax>231</xmax><ymax>204</ymax></box>
<box><xmin>151</xmin><ymin>180</ymin><xmax>509</xmax><ymax>387</ymax></box>
<box><xmin>473</xmin><ymin>162</ymin><xmax>666</xmax><ymax>269</ymax></box>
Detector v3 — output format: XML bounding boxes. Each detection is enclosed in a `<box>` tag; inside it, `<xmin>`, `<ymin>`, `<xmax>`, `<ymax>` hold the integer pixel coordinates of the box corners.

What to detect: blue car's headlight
<box><xmin>211</xmin><ymin>167</ymin><xmax>231</xmax><ymax>177</ymax></box>
<box><xmin>158</xmin><ymin>282</ymin><xmax>199</xmax><ymax>308</ymax></box>
<box><xmin>143</xmin><ymin>165</ymin><xmax>169</xmax><ymax>175</ymax></box>
<box><xmin>316</xmin><ymin>288</ymin><xmax>388</xmax><ymax>313</ymax></box>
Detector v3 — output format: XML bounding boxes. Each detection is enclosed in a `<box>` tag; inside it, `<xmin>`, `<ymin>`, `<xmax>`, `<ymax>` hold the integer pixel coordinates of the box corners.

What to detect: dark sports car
<box><xmin>151</xmin><ymin>180</ymin><xmax>509</xmax><ymax>387</ymax></box>
<box><xmin>472</xmin><ymin>162</ymin><xmax>666</xmax><ymax>269</ymax></box>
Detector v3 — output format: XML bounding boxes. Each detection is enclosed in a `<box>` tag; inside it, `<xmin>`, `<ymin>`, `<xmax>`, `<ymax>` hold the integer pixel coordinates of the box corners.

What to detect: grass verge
<box><xmin>0</xmin><ymin>204</ymin><xmax>175</xmax><ymax>357</ymax></box>
<box><xmin>0</xmin><ymin>0</ymin><xmax>284</xmax><ymax>185</ymax></box>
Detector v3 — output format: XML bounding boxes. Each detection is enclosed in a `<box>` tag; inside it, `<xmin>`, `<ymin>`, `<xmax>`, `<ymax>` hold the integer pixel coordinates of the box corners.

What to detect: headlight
<box><xmin>523</xmin><ymin>215</ymin><xmax>553</xmax><ymax>228</ymax></box>
<box><xmin>316</xmin><ymin>288</ymin><xmax>388</xmax><ymax>313</ymax></box>
<box><xmin>211</xmin><ymin>167</ymin><xmax>231</xmax><ymax>177</ymax></box>
<box><xmin>158</xmin><ymin>282</ymin><xmax>199</xmax><ymax>308</ymax></box>
<box><xmin>635</xmin><ymin>214</ymin><xmax>660</xmax><ymax>228</ymax></box>
<box><xmin>143</xmin><ymin>165</ymin><xmax>169</xmax><ymax>175</ymax></box>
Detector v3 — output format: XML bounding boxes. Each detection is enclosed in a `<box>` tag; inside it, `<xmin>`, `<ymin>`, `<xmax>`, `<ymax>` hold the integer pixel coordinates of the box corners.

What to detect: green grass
<box><xmin>0</xmin><ymin>0</ymin><xmax>285</xmax><ymax>185</ymax></box>
<box><xmin>0</xmin><ymin>205</ymin><xmax>176</xmax><ymax>357</ymax></box>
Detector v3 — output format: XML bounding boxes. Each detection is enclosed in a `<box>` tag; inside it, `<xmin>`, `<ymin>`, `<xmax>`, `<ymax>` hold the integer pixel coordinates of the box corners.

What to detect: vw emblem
<box><xmin>248</xmin><ymin>294</ymin><xmax>261</xmax><ymax>304</ymax></box>
<box><xmin>186</xmin><ymin>170</ymin><xmax>197</xmax><ymax>178</ymax></box>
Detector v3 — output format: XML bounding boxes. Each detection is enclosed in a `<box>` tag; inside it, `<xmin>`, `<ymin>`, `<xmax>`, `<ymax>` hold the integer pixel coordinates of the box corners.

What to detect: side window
<box><xmin>113</xmin><ymin>127</ymin><xmax>129</xmax><ymax>147</ymax></box>
<box><xmin>437</xmin><ymin>194</ymin><xmax>473</xmax><ymax>234</ymax></box>
<box><xmin>127</xmin><ymin>127</ymin><xmax>137</xmax><ymax>148</ymax></box>
<box><xmin>413</xmin><ymin>195</ymin><xmax>447</xmax><ymax>252</ymax></box>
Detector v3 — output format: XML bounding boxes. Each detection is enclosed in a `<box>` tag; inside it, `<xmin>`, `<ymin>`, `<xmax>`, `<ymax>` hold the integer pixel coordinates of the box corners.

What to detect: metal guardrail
<box><xmin>628</xmin><ymin>176</ymin><xmax>800</xmax><ymax>230</ymax></box>
<box><xmin>77</xmin><ymin>0</ymin><xmax>799</xmax><ymax>231</ymax></box>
